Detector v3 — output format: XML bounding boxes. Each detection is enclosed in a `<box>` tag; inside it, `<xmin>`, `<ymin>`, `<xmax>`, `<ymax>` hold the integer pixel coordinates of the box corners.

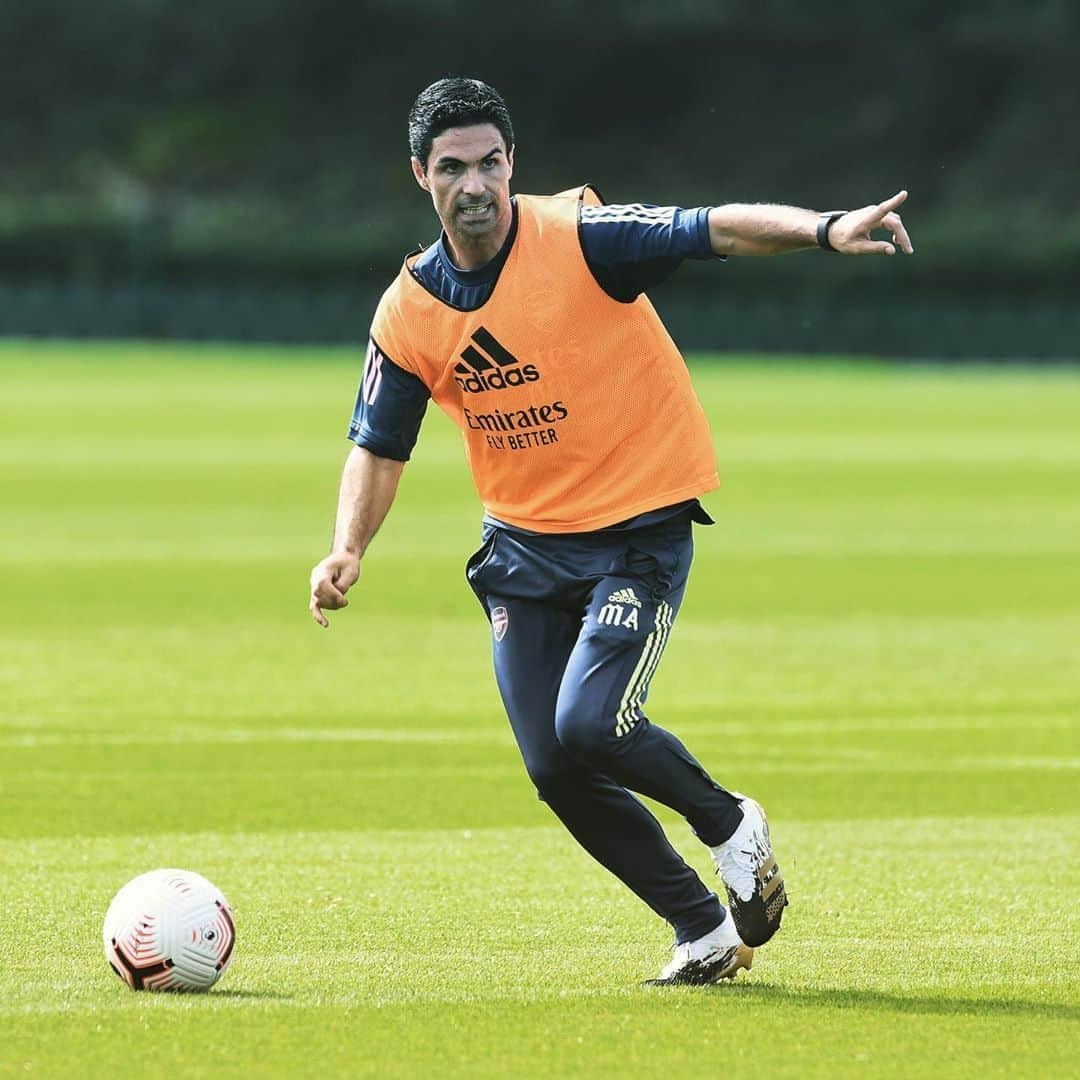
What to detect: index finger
<box><xmin>877</xmin><ymin>190</ymin><xmax>908</xmax><ymax>215</ymax></box>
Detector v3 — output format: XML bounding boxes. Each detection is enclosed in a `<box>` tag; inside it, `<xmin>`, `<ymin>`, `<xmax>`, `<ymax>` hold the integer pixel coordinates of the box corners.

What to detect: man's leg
<box><xmin>484</xmin><ymin>592</ymin><xmax>724</xmax><ymax>945</ymax></box>
<box><xmin>554</xmin><ymin>566</ymin><xmax>745</xmax><ymax>849</ymax></box>
<box><xmin>553</xmin><ymin>528</ymin><xmax>790</xmax><ymax>949</ymax></box>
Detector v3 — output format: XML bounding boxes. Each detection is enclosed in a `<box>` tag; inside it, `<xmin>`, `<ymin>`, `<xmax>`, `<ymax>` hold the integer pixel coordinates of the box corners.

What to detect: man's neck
<box><xmin>442</xmin><ymin>209</ymin><xmax>514</xmax><ymax>271</ymax></box>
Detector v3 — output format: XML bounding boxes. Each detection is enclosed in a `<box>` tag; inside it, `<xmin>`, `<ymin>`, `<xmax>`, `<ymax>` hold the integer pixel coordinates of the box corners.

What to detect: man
<box><xmin>309</xmin><ymin>77</ymin><xmax>913</xmax><ymax>985</ymax></box>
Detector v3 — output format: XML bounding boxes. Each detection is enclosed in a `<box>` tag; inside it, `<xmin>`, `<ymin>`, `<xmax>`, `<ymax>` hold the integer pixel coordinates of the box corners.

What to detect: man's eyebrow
<box><xmin>434</xmin><ymin>146</ymin><xmax>504</xmax><ymax>166</ymax></box>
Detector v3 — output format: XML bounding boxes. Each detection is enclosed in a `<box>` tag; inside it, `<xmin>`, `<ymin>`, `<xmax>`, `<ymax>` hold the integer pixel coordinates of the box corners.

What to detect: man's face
<box><xmin>412</xmin><ymin>123</ymin><xmax>514</xmax><ymax>259</ymax></box>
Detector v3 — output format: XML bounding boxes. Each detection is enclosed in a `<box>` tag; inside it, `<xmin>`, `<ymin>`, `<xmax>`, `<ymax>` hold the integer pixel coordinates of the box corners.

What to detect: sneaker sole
<box><xmin>643</xmin><ymin>943</ymin><xmax>754</xmax><ymax>987</ymax></box>
<box><xmin>708</xmin><ymin>942</ymin><xmax>754</xmax><ymax>982</ymax></box>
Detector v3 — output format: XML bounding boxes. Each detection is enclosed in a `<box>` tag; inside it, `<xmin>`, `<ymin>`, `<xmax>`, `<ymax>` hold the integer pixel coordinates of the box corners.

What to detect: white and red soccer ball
<box><xmin>103</xmin><ymin>869</ymin><xmax>236</xmax><ymax>992</ymax></box>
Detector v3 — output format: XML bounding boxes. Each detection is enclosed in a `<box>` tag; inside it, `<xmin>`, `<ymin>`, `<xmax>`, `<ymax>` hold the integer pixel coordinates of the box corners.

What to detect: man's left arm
<box><xmin>708</xmin><ymin>190</ymin><xmax>914</xmax><ymax>257</ymax></box>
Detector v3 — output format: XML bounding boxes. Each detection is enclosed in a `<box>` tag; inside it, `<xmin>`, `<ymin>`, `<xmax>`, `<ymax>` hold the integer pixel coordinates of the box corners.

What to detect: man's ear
<box><xmin>411</xmin><ymin>157</ymin><xmax>429</xmax><ymax>192</ymax></box>
<box><xmin>506</xmin><ymin>145</ymin><xmax>514</xmax><ymax>181</ymax></box>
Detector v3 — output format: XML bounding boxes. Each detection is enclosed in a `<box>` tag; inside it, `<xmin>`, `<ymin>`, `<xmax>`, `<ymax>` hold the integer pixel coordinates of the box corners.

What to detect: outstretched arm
<box><xmin>709</xmin><ymin>190</ymin><xmax>914</xmax><ymax>257</ymax></box>
<box><xmin>308</xmin><ymin>445</ymin><xmax>405</xmax><ymax>628</ymax></box>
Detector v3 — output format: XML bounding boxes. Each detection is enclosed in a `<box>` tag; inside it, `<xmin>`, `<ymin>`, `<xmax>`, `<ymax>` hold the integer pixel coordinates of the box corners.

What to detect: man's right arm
<box><xmin>309</xmin><ymin>336</ymin><xmax>430</xmax><ymax>628</ymax></box>
<box><xmin>309</xmin><ymin>445</ymin><xmax>405</xmax><ymax>627</ymax></box>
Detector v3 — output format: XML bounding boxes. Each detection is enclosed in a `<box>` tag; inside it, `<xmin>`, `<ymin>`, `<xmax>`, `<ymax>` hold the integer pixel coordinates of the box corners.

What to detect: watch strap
<box><xmin>816</xmin><ymin>211</ymin><xmax>847</xmax><ymax>252</ymax></box>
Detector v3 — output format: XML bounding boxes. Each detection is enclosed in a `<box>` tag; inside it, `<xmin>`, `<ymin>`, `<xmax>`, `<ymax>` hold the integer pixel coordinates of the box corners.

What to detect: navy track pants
<box><xmin>466</xmin><ymin>510</ymin><xmax>743</xmax><ymax>944</ymax></box>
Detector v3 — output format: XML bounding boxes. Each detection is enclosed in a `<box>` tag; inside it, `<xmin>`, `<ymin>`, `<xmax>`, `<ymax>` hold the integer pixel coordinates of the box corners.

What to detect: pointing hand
<box><xmin>829</xmin><ymin>190</ymin><xmax>914</xmax><ymax>256</ymax></box>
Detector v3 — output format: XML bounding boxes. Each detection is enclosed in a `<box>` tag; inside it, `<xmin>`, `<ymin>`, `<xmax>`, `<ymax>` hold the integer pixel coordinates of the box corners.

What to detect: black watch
<box><xmin>816</xmin><ymin>211</ymin><xmax>847</xmax><ymax>252</ymax></box>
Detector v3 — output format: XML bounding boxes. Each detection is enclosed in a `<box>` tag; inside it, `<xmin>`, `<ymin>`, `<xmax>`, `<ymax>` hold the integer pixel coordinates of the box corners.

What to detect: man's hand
<box><xmin>829</xmin><ymin>190</ymin><xmax>914</xmax><ymax>256</ymax></box>
<box><xmin>309</xmin><ymin>551</ymin><xmax>361</xmax><ymax>628</ymax></box>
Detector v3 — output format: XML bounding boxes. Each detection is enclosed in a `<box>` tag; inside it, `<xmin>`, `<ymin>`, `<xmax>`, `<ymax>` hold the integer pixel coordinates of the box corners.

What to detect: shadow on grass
<box><xmin>206</xmin><ymin>989</ymin><xmax>295</xmax><ymax>1001</ymax></box>
<box><xmin>709</xmin><ymin>982</ymin><xmax>1077</xmax><ymax>1022</ymax></box>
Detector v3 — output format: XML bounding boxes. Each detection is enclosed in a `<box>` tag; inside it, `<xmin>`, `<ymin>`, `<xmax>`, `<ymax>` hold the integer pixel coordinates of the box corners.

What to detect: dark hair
<box><xmin>408</xmin><ymin>78</ymin><xmax>514</xmax><ymax>169</ymax></box>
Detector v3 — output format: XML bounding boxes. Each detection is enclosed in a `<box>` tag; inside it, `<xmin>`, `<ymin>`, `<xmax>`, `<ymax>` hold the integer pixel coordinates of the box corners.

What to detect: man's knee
<box><xmin>522</xmin><ymin>744</ymin><xmax>583</xmax><ymax>800</ymax></box>
<box><xmin>554</xmin><ymin>693</ymin><xmax>617</xmax><ymax>766</ymax></box>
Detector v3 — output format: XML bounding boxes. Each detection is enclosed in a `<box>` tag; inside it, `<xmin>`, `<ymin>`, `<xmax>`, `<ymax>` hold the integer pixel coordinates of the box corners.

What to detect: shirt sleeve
<box><xmin>347</xmin><ymin>337</ymin><xmax>430</xmax><ymax>462</ymax></box>
<box><xmin>579</xmin><ymin>203</ymin><xmax>723</xmax><ymax>302</ymax></box>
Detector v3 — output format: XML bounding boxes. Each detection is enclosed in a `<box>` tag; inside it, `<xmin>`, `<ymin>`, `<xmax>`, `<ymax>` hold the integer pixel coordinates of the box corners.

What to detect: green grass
<box><xmin>1</xmin><ymin>341</ymin><xmax>1078</xmax><ymax>1077</ymax></box>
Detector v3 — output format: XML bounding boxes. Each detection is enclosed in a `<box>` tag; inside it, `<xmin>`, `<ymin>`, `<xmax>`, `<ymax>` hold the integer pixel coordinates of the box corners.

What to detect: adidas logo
<box><xmin>454</xmin><ymin>327</ymin><xmax>540</xmax><ymax>394</ymax></box>
<box><xmin>608</xmin><ymin>587</ymin><xmax>642</xmax><ymax>608</ymax></box>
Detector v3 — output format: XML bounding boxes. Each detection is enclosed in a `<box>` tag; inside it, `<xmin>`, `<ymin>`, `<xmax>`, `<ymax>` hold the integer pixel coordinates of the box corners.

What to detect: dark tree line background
<box><xmin>2</xmin><ymin>0</ymin><xmax>1077</xmax><ymax>353</ymax></box>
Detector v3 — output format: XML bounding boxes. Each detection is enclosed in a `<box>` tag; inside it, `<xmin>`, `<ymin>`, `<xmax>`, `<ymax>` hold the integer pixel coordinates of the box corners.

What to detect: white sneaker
<box><xmin>646</xmin><ymin>914</ymin><xmax>753</xmax><ymax>986</ymax></box>
<box><xmin>709</xmin><ymin>794</ymin><xmax>788</xmax><ymax>947</ymax></box>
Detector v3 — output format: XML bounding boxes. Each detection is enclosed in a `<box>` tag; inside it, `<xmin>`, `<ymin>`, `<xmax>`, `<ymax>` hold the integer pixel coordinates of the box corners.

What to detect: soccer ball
<box><xmin>103</xmin><ymin>869</ymin><xmax>236</xmax><ymax>992</ymax></box>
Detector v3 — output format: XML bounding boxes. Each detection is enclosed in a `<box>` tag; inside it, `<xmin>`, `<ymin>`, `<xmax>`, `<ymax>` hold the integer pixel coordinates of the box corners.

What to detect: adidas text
<box><xmin>454</xmin><ymin>364</ymin><xmax>540</xmax><ymax>394</ymax></box>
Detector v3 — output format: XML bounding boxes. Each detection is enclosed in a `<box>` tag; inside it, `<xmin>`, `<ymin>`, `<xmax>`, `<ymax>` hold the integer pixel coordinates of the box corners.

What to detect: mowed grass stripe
<box><xmin>3</xmin><ymin>613</ymin><xmax>1077</xmax><ymax>722</ymax></box>
<box><xmin>2</xmin><ymin>711</ymin><xmax>1076</xmax><ymax>746</ymax></box>
<box><xmin>2</xmin><ymin>756</ymin><xmax>1076</xmax><ymax>838</ymax></box>
<box><xmin>3</xmin><ymin>1003</ymin><xmax>1077</xmax><ymax>1079</ymax></box>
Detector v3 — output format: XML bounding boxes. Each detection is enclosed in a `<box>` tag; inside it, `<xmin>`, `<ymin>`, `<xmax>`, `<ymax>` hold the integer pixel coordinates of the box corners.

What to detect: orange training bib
<box><xmin>370</xmin><ymin>186</ymin><xmax>719</xmax><ymax>532</ymax></box>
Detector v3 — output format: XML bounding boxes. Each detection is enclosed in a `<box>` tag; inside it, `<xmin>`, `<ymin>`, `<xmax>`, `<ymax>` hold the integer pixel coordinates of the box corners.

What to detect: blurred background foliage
<box><xmin>2</xmin><ymin>0</ymin><xmax>1077</xmax><ymax>352</ymax></box>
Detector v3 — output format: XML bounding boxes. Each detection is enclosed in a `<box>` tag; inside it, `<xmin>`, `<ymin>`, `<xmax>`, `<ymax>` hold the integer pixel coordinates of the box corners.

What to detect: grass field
<box><xmin>1</xmin><ymin>341</ymin><xmax>1078</xmax><ymax>1077</ymax></box>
